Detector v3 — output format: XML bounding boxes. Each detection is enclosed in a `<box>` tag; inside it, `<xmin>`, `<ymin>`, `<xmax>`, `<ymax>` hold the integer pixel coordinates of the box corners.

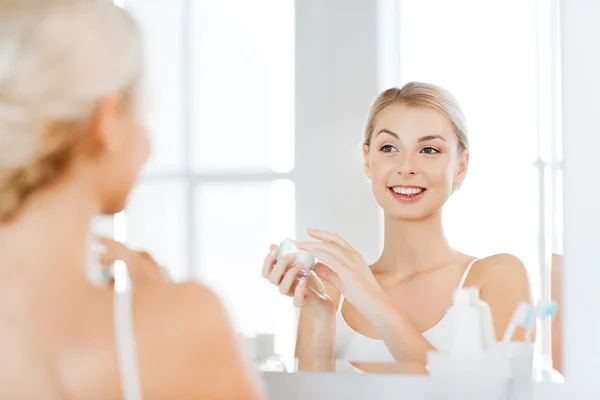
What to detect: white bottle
<box><xmin>427</xmin><ymin>288</ymin><xmax>508</xmax><ymax>400</ymax></box>
<box><xmin>447</xmin><ymin>288</ymin><xmax>485</xmax><ymax>356</ymax></box>
<box><xmin>478</xmin><ymin>298</ymin><xmax>497</xmax><ymax>350</ymax></box>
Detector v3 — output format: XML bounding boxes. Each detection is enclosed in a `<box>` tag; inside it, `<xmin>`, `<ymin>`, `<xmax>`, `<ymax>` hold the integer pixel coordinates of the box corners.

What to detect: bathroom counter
<box><xmin>263</xmin><ymin>371</ymin><xmax>588</xmax><ymax>400</ymax></box>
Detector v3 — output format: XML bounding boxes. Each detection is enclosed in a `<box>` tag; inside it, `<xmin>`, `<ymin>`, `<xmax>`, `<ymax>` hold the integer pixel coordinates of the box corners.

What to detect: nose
<box><xmin>397</xmin><ymin>153</ymin><xmax>417</xmax><ymax>175</ymax></box>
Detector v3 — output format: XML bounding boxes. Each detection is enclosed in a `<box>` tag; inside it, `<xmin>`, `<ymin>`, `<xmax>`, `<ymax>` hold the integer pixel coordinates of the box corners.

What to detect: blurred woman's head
<box><xmin>0</xmin><ymin>0</ymin><xmax>147</xmax><ymax>222</ymax></box>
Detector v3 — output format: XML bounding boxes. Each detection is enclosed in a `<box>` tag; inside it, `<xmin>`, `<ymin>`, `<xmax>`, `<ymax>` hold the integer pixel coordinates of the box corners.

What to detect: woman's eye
<box><xmin>380</xmin><ymin>144</ymin><xmax>397</xmax><ymax>153</ymax></box>
<box><xmin>421</xmin><ymin>147</ymin><xmax>439</xmax><ymax>154</ymax></box>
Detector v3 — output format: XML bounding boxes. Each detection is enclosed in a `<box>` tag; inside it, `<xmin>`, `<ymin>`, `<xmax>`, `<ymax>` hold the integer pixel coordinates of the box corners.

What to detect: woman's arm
<box><xmin>350</xmin><ymin>285</ymin><xmax>435</xmax><ymax>373</ymax></box>
<box><xmin>294</xmin><ymin>281</ymin><xmax>340</xmax><ymax>371</ymax></box>
<box><xmin>364</xmin><ymin>254</ymin><xmax>532</xmax><ymax>370</ymax></box>
<box><xmin>298</xmin><ymin>231</ymin><xmax>533</xmax><ymax>374</ymax></box>
<box><xmin>297</xmin><ymin>230</ymin><xmax>436</xmax><ymax>372</ymax></box>
<box><xmin>260</xmin><ymin>245</ymin><xmax>342</xmax><ymax>372</ymax></box>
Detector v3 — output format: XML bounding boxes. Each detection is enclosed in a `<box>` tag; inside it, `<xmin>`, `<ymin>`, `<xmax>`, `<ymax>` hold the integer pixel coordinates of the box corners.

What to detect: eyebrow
<box><xmin>418</xmin><ymin>134</ymin><xmax>446</xmax><ymax>143</ymax></box>
<box><xmin>375</xmin><ymin>129</ymin><xmax>446</xmax><ymax>143</ymax></box>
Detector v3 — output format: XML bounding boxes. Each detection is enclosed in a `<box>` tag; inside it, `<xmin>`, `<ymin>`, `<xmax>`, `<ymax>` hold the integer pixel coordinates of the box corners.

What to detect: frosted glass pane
<box><xmin>399</xmin><ymin>0</ymin><xmax>539</xmax><ymax>163</ymax></box>
<box><xmin>127</xmin><ymin>0</ymin><xmax>185</xmax><ymax>174</ymax></box>
<box><xmin>125</xmin><ymin>181</ymin><xmax>188</xmax><ymax>282</ymax></box>
<box><xmin>444</xmin><ymin>164</ymin><xmax>540</xmax><ymax>298</ymax></box>
<box><xmin>190</xmin><ymin>0</ymin><xmax>295</xmax><ymax>173</ymax></box>
<box><xmin>195</xmin><ymin>180</ymin><xmax>296</xmax><ymax>356</ymax></box>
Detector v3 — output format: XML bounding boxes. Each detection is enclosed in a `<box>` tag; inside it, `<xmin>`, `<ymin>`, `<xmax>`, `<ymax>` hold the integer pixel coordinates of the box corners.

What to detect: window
<box><xmin>119</xmin><ymin>0</ymin><xmax>296</xmax><ymax>355</ymax></box>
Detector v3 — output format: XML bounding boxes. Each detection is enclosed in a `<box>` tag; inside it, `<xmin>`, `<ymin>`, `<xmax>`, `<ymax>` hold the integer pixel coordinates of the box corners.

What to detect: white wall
<box><xmin>561</xmin><ymin>0</ymin><xmax>600</xmax><ymax>387</ymax></box>
<box><xmin>295</xmin><ymin>0</ymin><xmax>382</xmax><ymax>262</ymax></box>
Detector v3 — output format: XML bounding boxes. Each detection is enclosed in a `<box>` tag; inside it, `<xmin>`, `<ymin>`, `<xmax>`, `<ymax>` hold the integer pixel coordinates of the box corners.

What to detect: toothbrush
<box><xmin>536</xmin><ymin>300</ymin><xmax>558</xmax><ymax>320</ymax></box>
<box><xmin>503</xmin><ymin>302</ymin><xmax>535</xmax><ymax>343</ymax></box>
<box><xmin>526</xmin><ymin>300</ymin><xmax>558</xmax><ymax>343</ymax></box>
<box><xmin>535</xmin><ymin>300</ymin><xmax>559</xmax><ymax>380</ymax></box>
<box><xmin>524</xmin><ymin>317</ymin><xmax>535</xmax><ymax>343</ymax></box>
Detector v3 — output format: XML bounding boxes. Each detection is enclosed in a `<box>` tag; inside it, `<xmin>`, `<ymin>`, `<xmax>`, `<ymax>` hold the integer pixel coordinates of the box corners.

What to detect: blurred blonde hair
<box><xmin>0</xmin><ymin>0</ymin><xmax>143</xmax><ymax>221</ymax></box>
<box><xmin>364</xmin><ymin>82</ymin><xmax>469</xmax><ymax>153</ymax></box>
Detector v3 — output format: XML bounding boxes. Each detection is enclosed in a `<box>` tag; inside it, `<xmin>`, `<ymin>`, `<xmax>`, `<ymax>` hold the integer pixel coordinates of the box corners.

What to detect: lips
<box><xmin>390</xmin><ymin>186</ymin><xmax>425</xmax><ymax>196</ymax></box>
<box><xmin>388</xmin><ymin>185</ymin><xmax>427</xmax><ymax>202</ymax></box>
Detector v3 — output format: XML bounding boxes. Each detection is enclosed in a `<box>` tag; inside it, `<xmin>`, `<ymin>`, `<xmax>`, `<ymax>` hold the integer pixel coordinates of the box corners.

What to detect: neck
<box><xmin>0</xmin><ymin>175</ymin><xmax>99</xmax><ymax>286</ymax></box>
<box><xmin>375</xmin><ymin>211</ymin><xmax>458</xmax><ymax>277</ymax></box>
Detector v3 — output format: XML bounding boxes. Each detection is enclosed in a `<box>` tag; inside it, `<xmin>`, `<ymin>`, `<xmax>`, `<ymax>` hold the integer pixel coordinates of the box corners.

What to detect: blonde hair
<box><xmin>0</xmin><ymin>0</ymin><xmax>143</xmax><ymax>221</ymax></box>
<box><xmin>364</xmin><ymin>82</ymin><xmax>469</xmax><ymax>152</ymax></box>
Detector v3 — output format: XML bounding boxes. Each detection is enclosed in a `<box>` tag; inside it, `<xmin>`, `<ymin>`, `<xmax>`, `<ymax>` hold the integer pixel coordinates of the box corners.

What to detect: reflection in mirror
<box><xmin>108</xmin><ymin>0</ymin><xmax>563</xmax><ymax>384</ymax></box>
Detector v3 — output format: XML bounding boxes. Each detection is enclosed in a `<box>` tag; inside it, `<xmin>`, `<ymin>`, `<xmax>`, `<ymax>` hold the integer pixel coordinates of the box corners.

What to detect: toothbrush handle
<box><xmin>502</xmin><ymin>324</ymin><xmax>516</xmax><ymax>343</ymax></box>
<box><xmin>525</xmin><ymin>321</ymin><xmax>535</xmax><ymax>343</ymax></box>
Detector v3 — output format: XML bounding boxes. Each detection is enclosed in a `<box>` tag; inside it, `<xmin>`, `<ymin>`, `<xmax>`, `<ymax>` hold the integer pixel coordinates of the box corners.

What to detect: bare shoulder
<box><xmin>474</xmin><ymin>254</ymin><xmax>532</xmax><ymax>340</ymax></box>
<box><xmin>144</xmin><ymin>282</ymin><xmax>229</xmax><ymax>327</ymax></box>
<box><xmin>476</xmin><ymin>253</ymin><xmax>530</xmax><ymax>287</ymax></box>
<box><xmin>135</xmin><ymin>282</ymin><xmax>230</xmax><ymax>342</ymax></box>
<box><xmin>133</xmin><ymin>283</ymin><xmax>264</xmax><ymax>399</ymax></box>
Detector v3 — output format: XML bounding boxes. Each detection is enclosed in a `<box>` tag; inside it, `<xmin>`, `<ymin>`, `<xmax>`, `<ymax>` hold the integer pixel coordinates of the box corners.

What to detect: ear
<box><xmin>84</xmin><ymin>93</ymin><xmax>126</xmax><ymax>157</ymax></box>
<box><xmin>454</xmin><ymin>151</ymin><xmax>469</xmax><ymax>187</ymax></box>
<box><xmin>363</xmin><ymin>144</ymin><xmax>372</xmax><ymax>180</ymax></box>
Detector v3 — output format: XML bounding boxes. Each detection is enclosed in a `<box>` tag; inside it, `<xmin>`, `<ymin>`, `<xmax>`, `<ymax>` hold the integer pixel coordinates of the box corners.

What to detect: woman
<box><xmin>262</xmin><ymin>82</ymin><xmax>532</xmax><ymax>374</ymax></box>
<box><xmin>0</xmin><ymin>0</ymin><xmax>263</xmax><ymax>398</ymax></box>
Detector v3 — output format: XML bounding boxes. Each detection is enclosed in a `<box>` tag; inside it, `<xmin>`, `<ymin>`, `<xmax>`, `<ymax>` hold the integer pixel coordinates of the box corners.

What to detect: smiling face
<box><xmin>363</xmin><ymin>103</ymin><xmax>469</xmax><ymax>221</ymax></box>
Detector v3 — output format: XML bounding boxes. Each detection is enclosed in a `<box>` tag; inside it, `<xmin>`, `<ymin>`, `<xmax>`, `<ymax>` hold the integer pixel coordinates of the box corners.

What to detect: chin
<box><xmin>377</xmin><ymin>189</ymin><xmax>448</xmax><ymax>222</ymax></box>
<box><xmin>383</xmin><ymin>202</ymin><xmax>443</xmax><ymax>222</ymax></box>
<box><xmin>389</xmin><ymin>210</ymin><xmax>434</xmax><ymax>222</ymax></box>
<box><xmin>99</xmin><ymin>196</ymin><xmax>129</xmax><ymax>215</ymax></box>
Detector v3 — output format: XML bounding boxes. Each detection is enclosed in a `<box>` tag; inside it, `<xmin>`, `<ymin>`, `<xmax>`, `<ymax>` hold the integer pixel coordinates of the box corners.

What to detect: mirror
<box><xmin>94</xmin><ymin>0</ymin><xmax>564</xmax><ymax>382</ymax></box>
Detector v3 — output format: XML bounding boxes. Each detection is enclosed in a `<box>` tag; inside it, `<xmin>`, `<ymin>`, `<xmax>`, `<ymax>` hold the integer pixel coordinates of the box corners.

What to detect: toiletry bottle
<box><xmin>255</xmin><ymin>334</ymin><xmax>287</xmax><ymax>372</ymax></box>
<box><xmin>447</xmin><ymin>288</ymin><xmax>485</xmax><ymax>356</ymax></box>
<box><xmin>477</xmin><ymin>294</ymin><xmax>497</xmax><ymax>350</ymax></box>
<box><xmin>427</xmin><ymin>288</ymin><xmax>508</xmax><ymax>400</ymax></box>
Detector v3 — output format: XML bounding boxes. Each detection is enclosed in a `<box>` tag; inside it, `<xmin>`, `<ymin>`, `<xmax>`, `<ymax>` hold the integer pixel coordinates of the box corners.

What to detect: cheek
<box><xmin>422</xmin><ymin>161</ymin><xmax>455</xmax><ymax>187</ymax></box>
<box><xmin>369</xmin><ymin>157</ymin><xmax>396</xmax><ymax>183</ymax></box>
<box><xmin>128</xmin><ymin>118</ymin><xmax>150</xmax><ymax>166</ymax></box>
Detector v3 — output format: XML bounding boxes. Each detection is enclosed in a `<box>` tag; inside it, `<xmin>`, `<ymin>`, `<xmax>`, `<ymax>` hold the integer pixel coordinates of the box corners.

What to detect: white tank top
<box><xmin>114</xmin><ymin>288</ymin><xmax>142</xmax><ymax>399</ymax></box>
<box><xmin>334</xmin><ymin>258</ymin><xmax>479</xmax><ymax>372</ymax></box>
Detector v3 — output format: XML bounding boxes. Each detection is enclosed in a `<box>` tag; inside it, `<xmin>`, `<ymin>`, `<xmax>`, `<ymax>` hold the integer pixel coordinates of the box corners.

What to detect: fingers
<box><xmin>312</xmin><ymin>262</ymin><xmax>341</xmax><ymax>287</ymax></box>
<box><xmin>295</xmin><ymin>241</ymin><xmax>347</xmax><ymax>273</ymax></box>
<box><xmin>305</xmin><ymin>270</ymin><xmax>326</xmax><ymax>293</ymax></box>
<box><xmin>278</xmin><ymin>263</ymin><xmax>305</xmax><ymax>296</ymax></box>
<box><xmin>97</xmin><ymin>236</ymin><xmax>125</xmax><ymax>253</ymax></box>
<box><xmin>97</xmin><ymin>236</ymin><xmax>130</xmax><ymax>266</ymax></box>
<box><xmin>293</xmin><ymin>277</ymin><xmax>307</xmax><ymax>307</ymax></box>
<box><xmin>261</xmin><ymin>245</ymin><xmax>279</xmax><ymax>278</ymax></box>
<box><xmin>98</xmin><ymin>252</ymin><xmax>117</xmax><ymax>266</ymax></box>
<box><xmin>267</xmin><ymin>253</ymin><xmax>296</xmax><ymax>285</ymax></box>
<box><xmin>95</xmin><ymin>237</ymin><xmax>172</xmax><ymax>286</ymax></box>
<box><xmin>306</xmin><ymin>228</ymin><xmax>352</xmax><ymax>250</ymax></box>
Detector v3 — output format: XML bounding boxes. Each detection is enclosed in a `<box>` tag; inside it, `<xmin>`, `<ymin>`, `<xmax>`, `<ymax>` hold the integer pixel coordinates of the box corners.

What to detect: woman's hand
<box><xmin>297</xmin><ymin>229</ymin><xmax>437</xmax><ymax>368</ymax></box>
<box><xmin>261</xmin><ymin>245</ymin><xmax>334</xmax><ymax>314</ymax></box>
<box><xmin>97</xmin><ymin>237</ymin><xmax>171</xmax><ymax>286</ymax></box>
<box><xmin>295</xmin><ymin>228</ymin><xmax>388</xmax><ymax>315</ymax></box>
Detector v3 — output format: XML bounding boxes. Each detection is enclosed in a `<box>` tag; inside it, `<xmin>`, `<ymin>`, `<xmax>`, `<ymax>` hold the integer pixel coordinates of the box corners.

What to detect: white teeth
<box><xmin>392</xmin><ymin>187</ymin><xmax>424</xmax><ymax>196</ymax></box>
